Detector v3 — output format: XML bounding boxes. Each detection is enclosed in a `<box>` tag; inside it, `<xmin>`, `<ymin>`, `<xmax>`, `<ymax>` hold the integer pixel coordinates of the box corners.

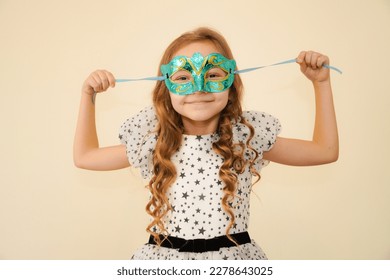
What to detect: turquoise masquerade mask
<box><xmin>110</xmin><ymin>57</ymin><xmax>342</xmax><ymax>101</ymax></box>
<box><xmin>160</xmin><ymin>52</ymin><xmax>236</xmax><ymax>95</ymax></box>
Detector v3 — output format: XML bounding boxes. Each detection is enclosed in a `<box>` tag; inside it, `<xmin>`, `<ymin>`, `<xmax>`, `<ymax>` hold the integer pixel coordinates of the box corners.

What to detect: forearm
<box><xmin>73</xmin><ymin>93</ymin><xmax>99</xmax><ymax>167</ymax></box>
<box><xmin>312</xmin><ymin>80</ymin><xmax>339</xmax><ymax>161</ymax></box>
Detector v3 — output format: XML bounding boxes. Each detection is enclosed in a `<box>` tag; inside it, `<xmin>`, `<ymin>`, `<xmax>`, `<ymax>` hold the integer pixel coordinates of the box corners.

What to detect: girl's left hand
<box><xmin>297</xmin><ymin>51</ymin><xmax>330</xmax><ymax>83</ymax></box>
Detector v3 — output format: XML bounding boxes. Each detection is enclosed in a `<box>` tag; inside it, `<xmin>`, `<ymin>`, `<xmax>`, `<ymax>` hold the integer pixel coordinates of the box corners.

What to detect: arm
<box><xmin>264</xmin><ymin>51</ymin><xmax>339</xmax><ymax>166</ymax></box>
<box><xmin>73</xmin><ymin>70</ymin><xmax>130</xmax><ymax>171</ymax></box>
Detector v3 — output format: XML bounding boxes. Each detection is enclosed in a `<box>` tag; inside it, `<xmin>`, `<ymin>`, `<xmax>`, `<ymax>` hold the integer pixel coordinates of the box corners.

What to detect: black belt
<box><xmin>148</xmin><ymin>231</ymin><xmax>251</xmax><ymax>253</ymax></box>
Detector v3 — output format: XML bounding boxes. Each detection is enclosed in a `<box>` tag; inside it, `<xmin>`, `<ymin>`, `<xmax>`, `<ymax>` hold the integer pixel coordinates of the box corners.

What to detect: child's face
<box><xmin>169</xmin><ymin>41</ymin><xmax>230</xmax><ymax>134</ymax></box>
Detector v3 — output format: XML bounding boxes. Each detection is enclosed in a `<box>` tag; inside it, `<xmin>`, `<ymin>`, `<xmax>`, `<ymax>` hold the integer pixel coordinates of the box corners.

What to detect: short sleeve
<box><xmin>119</xmin><ymin>106</ymin><xmax>158</xmax><ymax>179</ymax></box>
<box><xmin>236</xmin><ymin>111</ymin><xmax>282</xmax><ymax>170</ymax></box>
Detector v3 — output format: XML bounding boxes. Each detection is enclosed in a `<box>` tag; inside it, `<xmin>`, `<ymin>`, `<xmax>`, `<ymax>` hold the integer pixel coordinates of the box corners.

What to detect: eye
<box><xmin>170</xmin><ymin>70</ymin><xmax>193</xmax><ymax>83</ymax></box>
<box><xmin>206</xmin><ymin>67</ymin><xmax>228</xmax><ymax>80</ymax></box>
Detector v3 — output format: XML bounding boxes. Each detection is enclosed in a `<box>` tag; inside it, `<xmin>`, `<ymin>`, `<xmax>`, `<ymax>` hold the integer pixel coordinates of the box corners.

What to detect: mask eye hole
<box><xmin>206</xmin><ymin>67</ymin><xmax>228</xmax><ymax>81</ymax></box>
<box><xmin>170</xmin><ymin>70</ymin><xmax>193</xmax><ymax>84</ymax></box>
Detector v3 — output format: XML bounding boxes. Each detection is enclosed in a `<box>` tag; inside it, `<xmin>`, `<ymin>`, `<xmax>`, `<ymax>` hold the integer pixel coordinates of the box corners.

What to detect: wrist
<box><xmin>81</xmin><ymin>90</ymin><xmax>97</xmax><ymax>105</ymax></box>
<box><xmin>82</xmin><ymin>87</ymin><xmax>95</xmax><ymax>96</ymax></box>
<box><xmin>313</xmin><ymin>79</ymin><xmax>331</xmax><ymax>90</ymax></box>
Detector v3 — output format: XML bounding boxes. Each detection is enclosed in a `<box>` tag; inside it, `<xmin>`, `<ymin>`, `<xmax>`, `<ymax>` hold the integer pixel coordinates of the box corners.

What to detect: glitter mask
<box><xmin>110</xmin><ymin>57</ymin><xmax>342</xmax><ymax>104</ymax></box>
<box><xmin>160</xmin><ymin>52</ymin><xmax>237</xmax><ymax>96</ymax></box>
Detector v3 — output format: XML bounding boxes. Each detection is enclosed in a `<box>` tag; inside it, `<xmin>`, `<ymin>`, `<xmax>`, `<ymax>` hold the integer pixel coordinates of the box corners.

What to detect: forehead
<box><xmin>173</xmin><ymin>41</ymin><xmax>220</xmax><ymax>58</ymax></box>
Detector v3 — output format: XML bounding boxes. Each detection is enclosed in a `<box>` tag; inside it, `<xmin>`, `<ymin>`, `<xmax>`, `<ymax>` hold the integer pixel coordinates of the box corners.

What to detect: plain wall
<box><xmin>0</xmin><ymin>0</ymin><xmax>389</xmax><ymax>259</ymax></box>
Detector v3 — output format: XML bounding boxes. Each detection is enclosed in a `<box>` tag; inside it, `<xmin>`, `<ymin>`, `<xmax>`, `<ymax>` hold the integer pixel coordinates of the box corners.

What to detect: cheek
<box><xmin>169</xmin><ymin>93</ymin><xmax>185</xmax><ymax>112</ymax></box>
<box><xmin>215</xmin><ymin>90</ymin><xmax>230</xmax><ymax>105</ymax></box>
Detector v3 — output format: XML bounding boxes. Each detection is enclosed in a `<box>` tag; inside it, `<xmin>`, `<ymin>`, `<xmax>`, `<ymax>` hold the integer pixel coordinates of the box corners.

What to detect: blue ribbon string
<box><xmin>115</xmin><ymin>58</ymin><xmax>342</xmax><ymax>83</ymax></box>
<box><xmin>234</xmin><ymin>58</ymin><xmax>342</xmax><ymax>75</ymax></box>
<box><xmin>115</xmin><ymin>76</ymin><xmax>165</xmax><ymax>82</ymax></box>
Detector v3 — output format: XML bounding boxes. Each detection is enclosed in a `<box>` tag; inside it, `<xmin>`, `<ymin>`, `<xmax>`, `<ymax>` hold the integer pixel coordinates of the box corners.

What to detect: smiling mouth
<box><xmin>186</xmin><ymin>100</ymin><xmax>213</xmax><ymax>104</ymax></box>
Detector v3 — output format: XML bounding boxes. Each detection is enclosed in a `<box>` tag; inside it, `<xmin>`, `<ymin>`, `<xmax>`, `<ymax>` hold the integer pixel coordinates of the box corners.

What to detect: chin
<box><xmin>183</xmin><ymin>111</ymin><xmax>219</xmax><ymax>122</ymax></box>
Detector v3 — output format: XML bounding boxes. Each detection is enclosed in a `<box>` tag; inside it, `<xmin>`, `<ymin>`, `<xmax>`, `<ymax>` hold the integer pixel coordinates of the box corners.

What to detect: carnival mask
<box><xmin>160</xmin><ymin>52</ymin><xmax>236</xmax><ymax>96</ymax></box>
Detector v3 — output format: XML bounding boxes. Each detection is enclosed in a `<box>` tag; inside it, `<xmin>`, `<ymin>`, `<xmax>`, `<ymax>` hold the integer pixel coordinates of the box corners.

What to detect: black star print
<box><xmin>182</xmin><ymin>192</ymin><xmax>189</xmax><ymax>199</ymax></box>
<box><xmin>268</xmin><ymin>140</ymin><xmax>272</xmax><ymax>148</ymax></box>
<box><xmin>119</xmin><ymin>134</ymin><xmax>123</xmax><ymax>140</ymax></box>
<box><xmin>197</xmin><ymin>157</ymin><xmax>201</xmax><ymax>162</ymax></box>
<box><xmin>195</xmin><ymin>180</ymin><xmax>200</xmax><ymax>185</ymax></box>
<box><xmin>196</xmin><ymin>208</ymin><xmax>201</xmax><ymax>213</ymax></box>
<box><xmin>198</xmin><ymin>168</ymin><xmax>205</xmax><ymax>174</ymax></box>
<box><xmin>179</xmin><ymin>172</ymin><xmax>186</xmax><ymax>179</ymax></box>
<box><xmin>196</xmin><ymin>135</ymin><xmax>203</xmax><ymax>141</ymax></box>
<box><xmin>199</xmin><ymin>194</ymin><xmax>205</xmax><ymax>200</ymax></box>
<box><xmin>198</xmin><ymin>227</ymin><xmax>205</xmax><ymax>235</ymax></box>
<box><xmin>266</xmin><ymin>127</ymin><xmax>271</xmax><ymax>132</ymax></box>
<box><xmin>184</xmin><ymin>218</ymin><xmax>189</xmax><ymax>223</ymax></box>
<box><xmin>175</xmin><ymin>225</ymin><xmax>182</xmax><ymax>233</ymax></box>
<box><xmin>217</xmin><ymin>180</ymin><xmax>222</xmax><ymax>185</ymax></box>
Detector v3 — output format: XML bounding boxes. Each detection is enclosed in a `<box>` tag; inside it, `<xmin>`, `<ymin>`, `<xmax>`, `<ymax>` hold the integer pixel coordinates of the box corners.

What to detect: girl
<box><xmin>74</xmin><ymin>27</ymin><xmax>338</xmax><ymax>260</ymax></box>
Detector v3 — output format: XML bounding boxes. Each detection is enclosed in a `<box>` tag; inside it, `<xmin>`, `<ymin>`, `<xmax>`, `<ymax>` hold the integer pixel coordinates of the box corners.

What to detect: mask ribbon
<box><xmin>115</xmin><ymin>58</ymin><xmax>342</xmax><ymax>83</ymax></box>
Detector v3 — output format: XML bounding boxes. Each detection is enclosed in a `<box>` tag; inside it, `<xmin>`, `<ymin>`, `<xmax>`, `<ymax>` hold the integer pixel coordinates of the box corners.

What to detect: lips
<box><xmin>185</xmin><ymin>100</ymin><xmax>213</xmax><ymax>104</ymax></box>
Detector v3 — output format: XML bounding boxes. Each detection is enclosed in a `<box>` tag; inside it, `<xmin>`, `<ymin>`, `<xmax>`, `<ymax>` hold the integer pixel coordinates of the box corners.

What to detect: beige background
<box><xmin>0</xmin><ymin>0</ymin><xmax>389</xmax><ymax>259</ymax></box>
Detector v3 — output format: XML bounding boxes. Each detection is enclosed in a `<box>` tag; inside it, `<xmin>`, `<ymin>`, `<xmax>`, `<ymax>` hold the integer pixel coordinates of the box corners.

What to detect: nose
<box><xmin>193</xmin><ymin>74</ymin><xmax>205</xmax><ymax>93</ymax></box>
<box><xmin>193</xmin><ymin>90</ymin><xmax>210</xmax><ymax>95</ymax></box>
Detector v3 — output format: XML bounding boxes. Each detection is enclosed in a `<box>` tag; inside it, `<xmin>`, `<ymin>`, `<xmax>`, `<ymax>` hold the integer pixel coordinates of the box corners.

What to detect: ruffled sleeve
<box><xmin>118</xmin><ymin>106</ymin><xmax>158</xmax><ymax>179</ymax></box>
<box><xmin>234</xmin><ymin>111</ymin><xmax>282</xmax><ymax>171</ymax></box>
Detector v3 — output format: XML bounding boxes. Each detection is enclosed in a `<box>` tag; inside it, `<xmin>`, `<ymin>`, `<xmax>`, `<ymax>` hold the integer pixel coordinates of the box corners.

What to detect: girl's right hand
<box><xmin>82</xmin><ymin>70</ymin><xmax>116</xmax><ymax>96</ymax></box>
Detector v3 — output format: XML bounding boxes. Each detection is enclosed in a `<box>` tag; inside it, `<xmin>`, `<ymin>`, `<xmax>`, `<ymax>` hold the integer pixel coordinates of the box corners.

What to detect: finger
<box><xmin>97</xmin><ymin>70</ymin><xmax>110</xmax><ymax>91</ymax></box>
<box><xmin>296</xmin><ymin>51</ymin><xmax>306</xmax><ymax>64</ymax></box>
<box><xmin>105</xmin><ymin>70</ymin><xmax>116</xmax><ymax>88</ymax></box>
<box><xmin>91</xmin><ymin>73</ymin><xmax>103</xmax><ymax>92</ymax></box>
<box><xmin>297</xmin><ymin>51</ymin><xmax>309</xmax><ymax>74</ymax></box>
<box><xmin>317</xmin><ymin>55</ymin><xmax>329</xmax><ymax>68</ymax></box>
<box><xmin>304</xmin><ymin>51</ymin><xmax>313</xmax><ymax>66</ymax></box>
<box><xmin>310</xmin><ymin>52</ymin><xmax>320</xmax><ymax>69</ymax></box>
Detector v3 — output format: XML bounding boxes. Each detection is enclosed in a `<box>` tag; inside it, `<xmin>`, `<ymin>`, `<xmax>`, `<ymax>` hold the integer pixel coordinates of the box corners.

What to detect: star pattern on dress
<box><xmin>119</xmin><ymin>106</ymin><xmax>280</xmax><ymax>259</ymax></box>
<box><xmin>175</xmin><ymin>225</ymin><xmax>182</xmax><ymax>233</ymax></box>
<box><xmin>182</xmin><ymin>192</ymin><xmax>189</xmax><ymax>199</ymax></box>
<box><xmin>198</xmin><ymin>227</ymin><xmax>206</xmax><ymax>235</ymax></box>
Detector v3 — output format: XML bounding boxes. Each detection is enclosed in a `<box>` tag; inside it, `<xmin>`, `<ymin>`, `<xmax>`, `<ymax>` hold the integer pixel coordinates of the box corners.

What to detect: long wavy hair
<box><xmin>147</xmin><ymin>27</ymin><xmax>260</xmax><ymax>245</ymax></box>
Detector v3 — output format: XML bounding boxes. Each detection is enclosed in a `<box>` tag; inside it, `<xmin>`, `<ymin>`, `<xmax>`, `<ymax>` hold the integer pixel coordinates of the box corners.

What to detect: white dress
<box><xmin>119</xmin><ymin>106</ymin><xmax>281</xmax><ymax>260</ymax></box>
